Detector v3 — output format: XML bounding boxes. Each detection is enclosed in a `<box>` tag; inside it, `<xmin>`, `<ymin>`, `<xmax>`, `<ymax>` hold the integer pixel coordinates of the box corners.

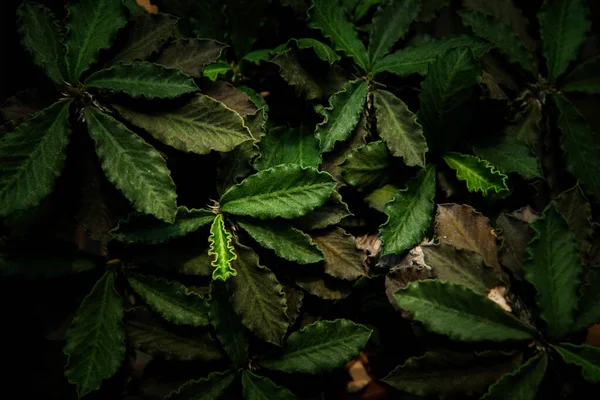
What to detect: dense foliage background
<box><xmin>1</xmin><ymin>0</ymin><xmax>600</xmax><ymax>399</ymax></box>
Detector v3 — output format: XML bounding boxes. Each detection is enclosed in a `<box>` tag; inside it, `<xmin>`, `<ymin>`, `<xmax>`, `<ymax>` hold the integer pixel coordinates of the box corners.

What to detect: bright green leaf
<box><xmin>208</xmin><ymin>213</ymin><xmax>237</xmax><ymax>281</ymax></box>
<box><xmin>340</xmin><ymin>141</ymin><xmax>392</xmax><ymax>192</ymax></box>
<box><xmin>374</xmin><ymin>89</ymin><xmax>427</xmax><ymax>168</ymax></box>
<box><xmin>564</xmin><ymin>55</ymin><xmax>600</xmax><ymax>94</ymax></box>
<box><xmin>364</xmin><ymin>184</ymin><xmax>399</xmax><ymax>212</ymax></box>
<box><xmin>553</xmin><ymin>94</ymin><xmax>600</xmax><ymax>199</ymax></box>
<box><xmin>110</xmin><ymin>207</ymin><xmax>215</xmax><ymax>244</ymax></box>
<box><xmin>554</xmin><ymin>343</ymin><xmax>600</xmax><ymax>383</ymax></box>
<box><xmin>315</xmin><ymin>79</ymin><xmax>368</xmax><ymax>153</ymax></box>
<box><xmin>229</xmin><ymin>244</ymin><xmax>289</xmax><ymax>346</ymax></box>
<box><xmin>473</xmin><ymin>135</ymin><xmax>542</xmax><ymax>180</ymax></box>
<box><xmin>114</xmin><ymin>93</ymin><xmax>254</xmax><ymax>155</ymax></box>
<box><xmin>17</xmin><ymin>3</ymin><xmax>68</xmax><ymax>84</ymax></box>
<box><xmin>308</xmin><ymin>0</ymin><xmax>369</xmax><ymax>71</ymax></box>
<box><xmin>64</xmin><ymin>271</ymin><xmax>125</xmax><ymax>398</ymax></box>
<box><xmin>368</xmin><ymin>0</ymin><xmax>420</xmax><ymax>65</ymax></box>
<box><xmin>240</xmin><ymin>49</ymin><xmax>273</xmax><ymax>65</ymax></box>
<box><xmin>395</xmin><ymin>280</ymin><xmax>534</xmax><ymax>341</ymax></box>
<box><xmin>64</xmin><ymin>0</ymin><xmax>128</xmax><ymax>80</ymax></box>
<box><xmin>372</xmin><ymin>35</ymin><xmax>490</xmax><ymax>77</ymax></box>
<box><xmin>254</xmin><ymin>126</ymin><xmax>321</xmax><ymax>171</ymax></box>
<box><xmin>219</xmin><ymin>165</ymin><xmax>335</xmax><ymax>219</ymax></box>
<box><xmin>443</xmin><ymin>152</ymin><xmax>508</xmax><ymax>196</ymax></box>
<box><xmin>85</xmin><ymin>107</ymin><xmax>177</xmax><ymax>223</ymax></box>
<box><xmin>459</xmin><ymin>10</ymin><xmax>537</xmax><ymax>74</ymax></box>
<box><xmin>85</xmin><ymin>62</ymin><xmax>197</xmax><ymax>98</ymax></box>
<box><xmin>260</xmin><ymin>319</ymin><xmax>371</xmax><ymax>373</ymax></box>
<box><xmin>482</xmin><ymin>352</ymin><xmax>548</xmax><ymax>400</ymax></box>
<box><xmin>164</xmin><ymin>370</ymin><xmax>237</xmax><ymax>400</ymax></box>
<box><xmin>538</xmin><ymin>0</ymin><xmax>591</xmax><ymax>81</ymax></box>
<box><xmin>380</xmin><ymin>166</ymin><xmax>436</xmax><ymax>256</ymax></box>
<box><xmin>238</xmin><ymin>219</ymin><xmax>323</xmax><ymax>264</ymax></box>
<box><xmin>0</xmin><ymin>100</ymin><xmax>70</xmax><ymax>216</ymax></box>
<box><xmin>203</xmin><ymin>60</ymin><xmax>233</xmax><ymax>81</ymax></box>
<box><xmin>523</xmin><ymin>205</ymin><xmax>581</xmax><ymax>340</ymax></box>
<box><xmin>128</xmin><ymin>274</ymin><xmax>210</xmax><ymax>327</ymax></box>
<box><xmin>241</xmin><ymin>371</ymin><xmax>295</xmax><ymax>400</ymax></box>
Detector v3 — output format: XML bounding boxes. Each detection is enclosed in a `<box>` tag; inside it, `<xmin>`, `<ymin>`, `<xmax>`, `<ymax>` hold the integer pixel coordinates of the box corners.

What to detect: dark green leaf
<box><xmin>505</xmin><ymin>102</ymin><xmax>543</xmax><ymax>150</ymax></box>
<box><xmin>380</xmin><ymin>166</ymin><xmax>436</xmax><ymax>255</ymax></box>
<box><xmin>156</xmin><ymin>38</ymin><xmax>227</xmax><ymax>78</ymax></box>
<box><xmin>17</xmin><ymin>3</ymin><xmax>68</xmax><ymax>84</ymax></box>
<box><xmin>368</xmin><ymin>0</ymin><xmax>420</xmax><ymax>65</ymax></box>
<box><xmin>443</xmin><ymin>152</ymin><xmax>509</xmax><ymax>196</ymax></box>
<box><xmin>294</xmin><ymin>38</ymin><xmax>341</xmax><ymax>64</ymax></box>
<box><xmin>554</xmin><ymin>343</ymin><xmax>600</xmax><ymax>383</ymax></box>
<box><xmin>482</xmin><ymin>352</ymin><xmax>548</xmax><ymax>400</ymax></box>
<box><xmin>538</xmin><ymin>0</ymin><xmax>591</xmax><ymax>81</ymax></box>
<box><xmin>395</xmin><ymin>280</ymin><xmax>534</xmax><ymax>341</ymax></box>
<box><xmin>260</xmin><ymin>319</ymin><xmax>372</xmax><ymax>373</ymax></box>
<box><xmin>64</xmin><ymin>271</ymin><xmax>125</xmax><ymax>398</ymax></box>
<box><xmin>241</xmin><ymin>371</ymin><xmax>296</xmax><ymax>400</ymax></box>
<box><xmin>292</xmin><ymin>190</ymin><xmax>353</xmax><ymax>231</ymax></box>
<box><xmin>0</xmin><ymin>100</ymin><xmax>70</xmax><ymax>216</ymax></box>
<box><xmin>114</xmin><ymin>93</ymin><xmax>254</xmax><ymax>155</ymax></box>
<box><xmin>417</xmin><ymin>0</ymin><xmax>450</xmax><ymax>22</ymax></box>
<box><xmin>564</xmin><ymin>55</ymin><xmax>600</xmax><ymax>94</ymax></box>
<box><xmin>255</xmin><ymin>126</ymin><xmax>321</xmax><ymax>171</ymax></box>
<box><xmin>85</xmin><ymin>107</ymin><xmax>177</xmax><ymax>223</ymax></box>
<box><xmin>354</xmin><ymin>0</ymin><xmax>384</xmax><ymax>21</ymax></box>
<box><xmin>473</xmin><ymin>135</ymin><xmax>543</xmax><ymax>180</ymax></box>
<box><xmin>340</xmin><ymin>141</ymin><xmax>392</xmax><ymax>192</ymax></box>
<box><xmin>229</xmin><ymin>244</ymin><xmax>289</xmax><ymax>346</ymax></box>
<box><xmin>523</xmin><ymin>205</ymin><xmax>581</xmax><ymax>340</ymax></box>
<box><xmin>308</xmin><ymin>0</ymin><xmax>369</xmax><ymax>71</ymax></box>
<box><xmin>374</xmin><ymin>89</ymin><xmax>427</xmax><ymax>168</ymax></box>
<box><xmin>271</xmin><ymin>50</ymin><xmax>323</xmax><ymax>100</ymax></box>
<box><xmin>64</xmin><ymin>0</ymin><xmax>128</xmax><ymax>80</ymax></box>
<box><xmin>554</xmin><ymin>185</ymin><xmax>593</xmax><ymax>256</ymax></box>
<box><xmin>164</xmin><ymin>370</ymin><xmax>237</xmax><ymax>400</ymax></box>
<box><xmin>312</xmin><ymin>227</ymin><xmax>367</xmax><ymax>280</ymax></box>
<box><xmin>220</xmin><ymin>165</ymin><xmax>335</xmax><ymax>219</ymax></box>
<box><xmin>111</xmin><ymin>207</ymin><xmax>214</xmax><ymax>244</ymax></box>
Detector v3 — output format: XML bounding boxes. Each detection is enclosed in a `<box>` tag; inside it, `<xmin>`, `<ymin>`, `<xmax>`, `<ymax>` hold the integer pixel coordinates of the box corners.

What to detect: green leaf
<box><xmin>539</xmin><ymin>0</ymin><xmax>591</xmax><ymax>81</ymax></box>
<box><xmin>255</xmin><ymin>126</ymin><xmax>321</xmax><ymax>171</ymax></box>
<box><xmin>208</xmin><ymin>213</ymin><xmax>238</xmax><ymax>281</ymax></box>
<box><xmin>111</xmin><ymin>207</ymin><xmax>214</xmax><ymax>244</ymax></box>
<box><xmin>17</xmin><ymin>3</ymin><xmax>68</xmax><ymax>84</ymax></box>
<box><xmin>85</xmin><ymin>62</ymin><xmax>197</xmax><ymax>98</ymax></box>
<box><xmin>110</xmin><ymin>13</ymin><xmax>179</xmax><ymax>64</ymax></box>
<box><xmin>553</xmin><ymin>94</ymin><xmax>600</xmax><ymax>199</ymax></box>
<box><xmin>241</xmin><ymin>371</ymin><xmax>295</xmax><ymax>400</ymax></box>
<box><xmin>203</xmin><ymin>60</ymin><xmax>233</xmax><ymax>81</ymax></box>
<box><xmin>383</xmin><ymin>349</ymin><xmax>523</xmax><ymax>397</ymax></box>
<box><xmin>64</xmin><ymin>271</ymin><xmax>125</xmax><ymax>398</ymax></box>
<box><xmin>209</xmin><ymin>280</ymin><xmax>249</xmax><ymax>365</ymax></box>
<box><xmin>308</xmin><ymin>0</ymin><xmax>369</xmax><ymax>71</ymax></box>
<box><xmin>473</xmin><ymin>136</ymin><xmax>543</xmax><ymax>180</ymax></box>
<box><xmin>380</xmin><ymin>166</ymin><xmax>436</xmax><ymax>256</ymax></box>
<box><xmin>226</xmin><ymin>0</ymin><xmax>270</xmax><ymax>58</ymax></box>
<box><xmin>292</xmin><ymin>190</ymin><xmax>353</xmax><ymax>231</ymax></box>
<box><xmin>364</xmin><ymin>184</ymin><xmax>399</xmax><ymax>212</ymax></box>
<box><xmin>240</xmin><ymin>49</ymin><xmax>273</xmax><ymax>66</ymax></box>
<box><xmin>294</xmin><ymin>38</ymin><xmax>341</xmax><ymax>64</ymax></box>
<box><xmin>555</xmin><ymin>343</ymin><xmax>600</xmax><ymax>383</ymax></box>
<box><xmin>372</xmin><ymin>35</ymin><xmax>490</xmax><ymax>77</ymax></box>
<box><xmin>374</xmin><ymin>89</ymin><xmax>427</xmax><ymax>168</ymax></box>
<box><xmin>443</xmin><ymin>153</ymin><xmax>508</xmax><ymax>196</ymax></box>
<box><xmin>368</xmin><ymin>0</ymin><xmax>420</xmax><ymax>65</ymax></box>
<box><xmin>270</xmin><ymin>50</ymin><xmax>322</xmax><ymax>100</ymax></box>
<box><xmin>564</xmin><ymin>55</ymin><xmax>600</xmax><ymax>94</ymax></box>
<box><xmin>523</xmin><ymin>205</ymin><xmax>581</xmax><ymax>340</ymax></box>
<box><xmin>128</xmin><ymin>274</ymin><xmax>210</xmax><ymax>327</ymax></box>
<box><xmin>482</xmin><ymin>352</ymin><xmax>548</xmax><ymax>400</ymax></box>
<box><xmin>354</xmin><ymin>0</ymin><xmax>384</xmax><ymax>21</ymax></box>
<box><xmin>418</xmin><ymin>47</ymin><xmax>482</xmax><ymax>146</ymax></box>
<box><xmin>553</xmin><ymin>185</ymin><xmax>593</xmax><ymax>256</ymax></box>
<box><xmin>339</xmin><ymin>141</ymin><xmax>392</xmax><ymax>192</ymax></box>
<box><xmin>220</xmin><ymin>165</ymin><xmax>335</xmax><ymax>219</ymax></box>
<box><xmin>114</xmin><ymin>93</ymin><xmax>254</xmax><ymax>155</ymax></box>
<box><xmin>84</xmin><ymin>107</ymin><xmax>177</xmax><ymax>222</ymax></box>
<box><xmin>395</xmin><ymin>280</ymin><xmax>534</xmax><ymax>341</ymax></box>
<box><xmin>315</xmin><ymin>79</ymin><xmax>368</xmax><ymax>153</ymax></box>
<box><xmin>260</xmin><ymin>319</ymin><xmax>371</xmax><ymax>373</ymax></box>
<box><xmin>156</xmin><ymin>38</ymin><xmax>228</xmax><ymax>78</ymax></box>
<box><xmin>229</xmin><ymin>244</ymin><xmax>289</xmax><ymax>346</ymax></box>
<box><xmin>125</xmin><ymin>307</ymin><xmax>223</xmax><ymax>362</ymax></box>
<box><xmin>238</xmin><ymin>219</ymin><xmax>323</xmax><ymax>264</ymax></box>
<box><xmin>64</xmin><ymin>0</ymin><xmax>128</xmax><ymax>80</ymax></box>
<box><xmin>458</xmin><ymin>10</ymin><xmax>537</xmax><ymax>74</ymax></box>
<box><xmin>312</xmin><ymin>227</ymin><xmax>366</xmax><ymax>280</ymax></box>
<box><xmin>164</xmin><ymin>370</ymin><xmax>237</xmax><ymax>400</ymax></box>
<box><xmin>0</xmin><ymin>100</ymin><xmax>70</xmax><ymax>216</ymax></box>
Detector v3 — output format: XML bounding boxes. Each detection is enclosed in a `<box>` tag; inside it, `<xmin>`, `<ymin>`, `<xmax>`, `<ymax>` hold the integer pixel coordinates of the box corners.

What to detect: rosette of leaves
<box><xmin>382</xmin><ymin>199</ymin><xmax>600</xmax><ymax>398</ymax></box>
<box><xmin>1</xmin><ymin>0</ymin><xmax>253</xmax><ymax>224</ymax></box>
<box><xmin>457</xmin><ymin>0</ymin><xmax>600</xmax><ymax>200</ymax></box>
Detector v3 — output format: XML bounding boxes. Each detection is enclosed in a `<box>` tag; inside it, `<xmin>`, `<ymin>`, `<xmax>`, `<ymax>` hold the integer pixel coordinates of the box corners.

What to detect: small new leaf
<box><xmin>208</xmin><ymin>214</ymin><xmax>237</xmax><ymax>281</ymax></box>
<box><xmin>443</xmin><ymin>153</ymin><xmax>508</xmax><ymax>196</ymax></box>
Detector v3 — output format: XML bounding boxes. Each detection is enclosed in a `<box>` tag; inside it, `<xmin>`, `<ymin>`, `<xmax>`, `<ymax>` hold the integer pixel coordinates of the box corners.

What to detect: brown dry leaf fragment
<box><xmin>312</xmin><ymin>227</ymin><xmax>368</xmax><ymax>281</ymax></box>
<box><xmin>487</xmin><ymin>286</ymin><xmax>512</xmax><ymax>312</ymax></box>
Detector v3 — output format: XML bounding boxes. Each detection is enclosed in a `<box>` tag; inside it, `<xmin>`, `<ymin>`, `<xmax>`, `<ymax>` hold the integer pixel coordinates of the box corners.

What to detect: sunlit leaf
<box><xmin>443</xmin><ymin>152</ymin><xmax>508</xmax><ymax>196</ymax></box>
